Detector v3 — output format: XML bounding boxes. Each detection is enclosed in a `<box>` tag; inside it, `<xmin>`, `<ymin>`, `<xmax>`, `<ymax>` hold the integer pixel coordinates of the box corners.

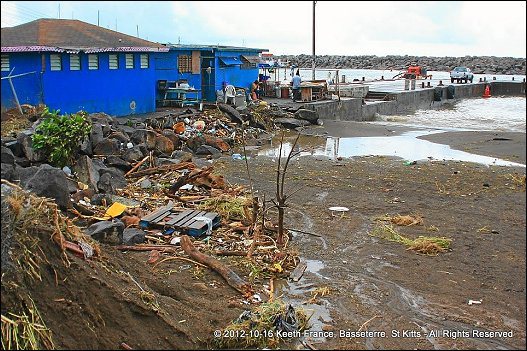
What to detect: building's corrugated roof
<box><xmin>167</xmin><ymin>44</ymin><xmax>268</xmax><ymax>52</ymax></box>
<box><xmin>1</xmin><ymin>18</ymin><xmax>166</xmax><ymax>50</ymax></box>
<box><xmin>0</xmin><ymin>46</ymin><xmax>168</xmax><ymax>54</ymax></box>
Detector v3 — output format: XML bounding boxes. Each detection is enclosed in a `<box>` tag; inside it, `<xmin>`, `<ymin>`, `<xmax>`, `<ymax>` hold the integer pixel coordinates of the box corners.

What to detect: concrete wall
<box><xmin>305</xmin><ymin>81</ymin><xmax>526</xmax><ymax>121</ymax></box>
<box><xmin>304</xmin><ymin>99</ymin><xmax>362</xmax><ymax>121</ymax></box>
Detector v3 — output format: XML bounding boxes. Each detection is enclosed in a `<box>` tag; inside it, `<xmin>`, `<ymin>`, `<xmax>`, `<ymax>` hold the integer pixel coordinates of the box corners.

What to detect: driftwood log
<box><xmin>180</xmin><ymin>235</ymin><xmax>252</xmax><ymax>296</ymax></box>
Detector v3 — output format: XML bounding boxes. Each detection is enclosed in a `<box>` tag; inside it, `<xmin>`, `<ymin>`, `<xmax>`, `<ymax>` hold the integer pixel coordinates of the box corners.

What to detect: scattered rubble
<box><xmin>1</xmin><ymin>101</ymin><xmax>316</xmax><ymax>349</ymax></box>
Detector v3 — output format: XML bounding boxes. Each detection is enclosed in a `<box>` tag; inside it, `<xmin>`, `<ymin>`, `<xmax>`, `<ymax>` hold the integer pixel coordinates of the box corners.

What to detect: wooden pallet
<box><xmin>140</xmin><ymin>203</ymin><xmax>220</xmax><ymax>237</ymax></box>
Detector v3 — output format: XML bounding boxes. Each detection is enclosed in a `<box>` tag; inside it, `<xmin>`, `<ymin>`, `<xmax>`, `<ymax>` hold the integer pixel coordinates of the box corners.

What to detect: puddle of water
<box><xmin>276</xmin><ymin>259</ymin><xmax>334</xmax><ymax>344</ymax></box>
<box><xmin>305</xmin><ymin>259</ymin><xmax>329</xmax><ymax>280</ymax></box>
<box><xmin>257</xmin><ymin>131</ymin><xmax>525</xmax><ymax>167</ymax></box>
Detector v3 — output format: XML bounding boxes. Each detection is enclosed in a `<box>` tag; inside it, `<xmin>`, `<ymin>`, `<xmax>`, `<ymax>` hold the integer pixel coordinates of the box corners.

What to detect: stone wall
<box><xmin>276</xmin><ymin>55</ymin><xmax>527</xmax><ymax>75</ymax></box>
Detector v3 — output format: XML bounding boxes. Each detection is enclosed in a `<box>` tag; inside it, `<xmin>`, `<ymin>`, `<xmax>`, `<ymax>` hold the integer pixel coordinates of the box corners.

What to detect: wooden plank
<box><xmin>192</xmin><ymin>51</ymin><xmax>201</xmax><ymax>74</ymax></box>
<box><xmin>301</xmin><ymin>87</ymin><xmax>312</xmax><ymax>102</ymax></box>
<box><xmin>290</xmin><ymin>261</ymin><xmax>307</xmax><ymax>282</ymax></box>
<box><xmin>141</xmin><ymin>202</ymin><xmax>174</xmax><ymax>222</ymax></box>
<box><xmin>151</xmin><ymin>211</ymin><xmax>171</xmax><ymax>224</ymax></box>
<box><xmin>178</xmin><ymin>211</ymin><xmax>208</xmax><ymax>228</ymax></box>
<box><xmin>166</xmin><ymin>209</ymin><xmax>196</xmax><ymax>226</ymax></box>
<box><xmin>187</xmin><ymin>212</ymin><xmax>219</xmax><ymax>229</ymax></box>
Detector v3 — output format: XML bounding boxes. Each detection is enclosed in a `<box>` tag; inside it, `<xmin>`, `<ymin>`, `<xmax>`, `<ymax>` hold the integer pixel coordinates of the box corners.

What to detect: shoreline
<box><xmin>301</xmin><ymin>120</ymin><xmax>526</xmax><ymax>165</ymax></box>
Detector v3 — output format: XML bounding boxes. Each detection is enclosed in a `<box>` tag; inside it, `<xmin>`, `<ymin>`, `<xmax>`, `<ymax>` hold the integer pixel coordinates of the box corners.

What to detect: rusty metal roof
<box><xmin>1</xmin><ymin>18</ymin><xmax>167</xmax><ymax>51</ymax></box>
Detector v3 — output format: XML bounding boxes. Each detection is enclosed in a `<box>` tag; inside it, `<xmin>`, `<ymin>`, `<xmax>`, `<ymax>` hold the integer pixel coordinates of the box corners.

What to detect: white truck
<box><xmin>450</xmin><ymin>66</ymin><xmax>474</xmax><ymax>83</ymax></box>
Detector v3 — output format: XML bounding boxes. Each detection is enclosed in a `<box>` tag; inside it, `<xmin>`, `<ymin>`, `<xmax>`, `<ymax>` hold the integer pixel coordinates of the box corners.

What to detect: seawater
<box><xmin>255</xmin><ymin>96</ymin><xmax>525</xmax><ymax>166</ymax></box>
<box><xmin>374</xmin><ymin>96</ymin><xmax>526</xmax><ymax>132</ymax></box>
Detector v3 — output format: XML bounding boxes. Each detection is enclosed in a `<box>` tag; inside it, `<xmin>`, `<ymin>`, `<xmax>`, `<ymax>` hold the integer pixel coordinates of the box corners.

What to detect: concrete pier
<box><xmin>297</xmin><ymin>81</ymin><xmax>526</xmax><ymax>121</ymax></box>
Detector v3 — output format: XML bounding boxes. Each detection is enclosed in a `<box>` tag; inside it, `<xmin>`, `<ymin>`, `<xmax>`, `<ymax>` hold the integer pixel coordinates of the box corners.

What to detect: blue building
<box><xmin>2</xmin><ymin>19</ymin><xmax>267</xmax><ymax>117</ymax></box>
<box><xmin>1</xmin><ymin>19</ymin><xmax>168</xmax><ymax>116</ymax></box>
<box><xmin>152</xmin><ymin>45</ymin><xmax>266</xmax><ymax>103</ymax></box>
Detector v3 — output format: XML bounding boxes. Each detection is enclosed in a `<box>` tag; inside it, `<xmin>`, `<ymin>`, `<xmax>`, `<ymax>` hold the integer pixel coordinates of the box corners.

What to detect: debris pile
<box><xmin>0</xmin><ymin>102</ymin><xmax>316</xmax><ymax>349</ymax></box>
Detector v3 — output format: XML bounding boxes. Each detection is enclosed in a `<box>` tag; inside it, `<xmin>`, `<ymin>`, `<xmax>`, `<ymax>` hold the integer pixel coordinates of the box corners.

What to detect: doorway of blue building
<box><xmin>201</xmin><ymin>56</ymin><xmax>215</xmax><ymax>102</ymax></box>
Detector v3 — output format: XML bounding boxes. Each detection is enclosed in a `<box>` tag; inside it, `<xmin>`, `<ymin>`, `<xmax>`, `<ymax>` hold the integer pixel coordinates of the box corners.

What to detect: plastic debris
<box><xmin>102</xmin><ymin>202</ymin><xmax>127</xmax><ymax>220</ymax></box>
<box><xmin>328</xmin><ymin>206</ymin><xmax>349</xmax><ymax>212</ymax></box>
<box><xmin>193</xmin><ymin>120</ymin><xmax>205</xmax><ymax>131</ymax></box>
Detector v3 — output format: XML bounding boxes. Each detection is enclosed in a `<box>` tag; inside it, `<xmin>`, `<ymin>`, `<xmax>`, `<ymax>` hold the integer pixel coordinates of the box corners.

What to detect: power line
<box><xmin>1</xmin><ymin>8</ymin><xmax>41</xmax><ymax>25</ymax></box>
<box><xmin>14</xmin><ymin>2</ymin><xmax>54</xmax><ymax>18</ymax></box>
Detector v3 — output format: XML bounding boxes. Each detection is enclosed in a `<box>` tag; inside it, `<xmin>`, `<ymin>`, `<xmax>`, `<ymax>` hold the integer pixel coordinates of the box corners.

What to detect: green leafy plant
<box><xmin>32</xmin><ymin>108</ymin><xmax>92</xmax><ymax>167</ymax></box>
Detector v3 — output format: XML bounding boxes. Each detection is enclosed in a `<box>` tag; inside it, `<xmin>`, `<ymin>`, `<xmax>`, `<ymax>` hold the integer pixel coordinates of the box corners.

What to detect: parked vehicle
<box><xmin>392</xmin><ymin>64</ymin><xmax>433</xmax><ymax>80</ymax></box>
<box><xmin>450</xmin><ymin>66</ymin><xmax>474</xmax><ymax>83</ymax></box>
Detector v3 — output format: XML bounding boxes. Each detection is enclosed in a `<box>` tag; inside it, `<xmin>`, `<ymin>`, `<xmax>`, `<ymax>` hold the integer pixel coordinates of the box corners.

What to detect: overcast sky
<box><xmin>2</xmin><ymin>1</ymin><xmax>526</xmax><ymax>58</ymax></box>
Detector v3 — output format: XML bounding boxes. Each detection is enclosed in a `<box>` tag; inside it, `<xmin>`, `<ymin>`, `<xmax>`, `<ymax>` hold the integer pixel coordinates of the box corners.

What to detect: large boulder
<box><xmin>186</xmin><ymin>135</ymin><xmax>230</xmax><ymax>153</ymax></box>
<box><xmin>294</xmin><ymin>109</ymin><xmax>319</xmax><ymax>123</ymax></box>
<box><xmin>90</xmin><ymin>123</ymin><xmax>104</xmax><ymax>146</ymax></box>
<box><xmin>73</xmin><ymin>155</ymin><xmax>99</xmax><ymax>192</ymax></box>
<box><xmin>161</xmin><ymin>129</ymin><xmax>181</xmax><ymax>149</ymax></box>
<box><xmin>4</xmin><ymin>139</ymin><xmax>25</xmax><ymax>158</ymax></box>
<box><xmin>122</xmin><ymin>146</ymin><xmax>144</xmax><ymax>163</ymax></box>
<box><xmin>154</xmin><ymin>135</ymin><xmax>175</xmax><ymax>155</ymax></box>
<box><xmin>115</xmin><ymin>124</ymin><xmax>136</xmax><ymax>136</ymax></box>
<box><xmin>17</xmin><ymin>130</ymin><xmax>45</xmax><ymax>162</ymax></box>
<box><xmin>122</xmin><ymin>228</ymin><xmax>147</xmax><ymax>245</ymax></box>
<box><xmin>273</xmin><ymin>118</ymin><xmax>312</xmax><ymax>129</ymax></box>
<box><xmin>93</xmin><ymin>138</ymin><xmax>120</xmax><ymax>155</ymax></box>
<box><xmin>1</xmin><ymin>146</ymin><xmax>15</xmax><ymax>165</ymax></box>
<box><xmin>170</xmin><ymin>150</ymin><xmax>193</xmax><ymax>163</ymax></box>
<box><xmin>218</xmin><ymin>103</ymin><xmax>244</xmax><ymax>124</ymax></box>
<box><xmin>130</xmin><ymin>129</ymin><xmax>158</xmax><ymax>149</ymax></box>
<box><xmin>105</xmin><ymin>155</ymin><xmax>131</xmax><ymax>172</ymax></box>
<box><xmin>78</xmin><ymin>137</ymin><xmax>93</xmax><ymax>155</ymax></box>
<box><xmin>85</xmin><ymin>219</ymin><xmax>125</xmax><ymax>244</ymax></box>
<box><xmin>1</xmin><ymin>163</ymin><xmax>16</xmax><ymax>181</ymax></box>
<box><xmin>195</xmin><ymin>145</ymin><xmax>221</xmax><ymax>156</ymax></box>
<box><xmin>97</xmin><ymin>170</ymin><xmax>127</xmax><ymax>194</ymax></box>
<box><xmin>107</xmin><ymin>131</ymin><xmax>130</xmax><ymax>144</ymax></box>
<box><xmin>16</xmin><ymin>164</ymin><xmax>71</xmax><ymax>209</ymax></box>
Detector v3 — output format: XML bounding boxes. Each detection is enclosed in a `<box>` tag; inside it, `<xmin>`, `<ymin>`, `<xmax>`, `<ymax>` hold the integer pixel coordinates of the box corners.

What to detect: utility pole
<box><xmin>97</xmin><ymin>10</ymin><xmax>100</xmax><ymax>26</ymax></box>
<box><xmin>136</xmin><ymin>25</ymin><xmax>139</xmax><ymax>37</ymax></box>
<box><xmin>58</xmin><ymin>3</ymin><xmax>61</xmax><ymax>19</ymax></box>
<box><xmin>312</xmin><ymin>1</ymin><xmax>316</xmax><ymax>80</ymax></box>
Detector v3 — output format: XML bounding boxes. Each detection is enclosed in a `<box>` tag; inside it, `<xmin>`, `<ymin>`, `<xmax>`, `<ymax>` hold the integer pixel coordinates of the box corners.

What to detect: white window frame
<box><xmin>50</xmin><ymin>54</ymin><xmax>62</xmax><ymax>71</ymax></box>
<box><xmin>125</xmin><ymin>54</ymin><xmax>134</xmax><ymax>69</ymax></box>
<box><xmin>140</xmin><ymin>54</ymin><xmax>149</xmax><ymax>69</ymax></box>
<box><xmin>1</xmin><ymin>54</ymin><xmax>9</xmax><ymax>72</ymax></box>
<box><xmin>70</xmin><ymin>54</ymin><xmax>81</xmax><ymax>71</ymax></box>
<box><xmin>88</xmin><ymin>54</ymin><xmax>99</xmax><ymax>70</ymax></box>
<box><xmin>109</xmin><ymin>54</ymin><xmax>119</xmax><ymax>69</ymax></box>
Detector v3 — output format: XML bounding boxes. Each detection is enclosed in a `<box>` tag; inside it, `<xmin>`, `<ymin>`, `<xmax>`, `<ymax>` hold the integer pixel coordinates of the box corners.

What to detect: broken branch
<box><xmin>180</xmin><ymin>235</ymin><xmax>252</xmax><ymax>296</ymax></box>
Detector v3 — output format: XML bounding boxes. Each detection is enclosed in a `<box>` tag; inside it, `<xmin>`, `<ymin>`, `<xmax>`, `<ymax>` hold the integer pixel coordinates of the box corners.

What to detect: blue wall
<box><xmin>152</xmin><ymin>50</ymin><xmax>202</xmax><ymax>102</ymax></box>
<box><xmin>42</xmin><ymin>52</ymin><xmax>155</xmax><ymax>116</ymax></box>
<box><xmin>215</xmin><ymin>50</ymin><xmax>260</xmax><ymax>94</ymax></box>
<box><xmin>1</xmin><ymin>53</ymin><xmax>43</xmax><ymax>109</ymax></box>
<box><xmin>2</xmin><ymin>51</ymin><xmax>157</xmax><ymax>116</ymax></box>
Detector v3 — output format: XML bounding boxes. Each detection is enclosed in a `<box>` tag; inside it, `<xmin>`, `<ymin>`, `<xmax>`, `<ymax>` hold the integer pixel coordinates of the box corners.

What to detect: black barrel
<box><xmin>434</xmin><ymin>87</ymin><xmax>442</xmax><ymax>101</ymax></box>
<box><xmin>447</xmin><ymin>85</ymin><xmax>455</xmax><ymax>99</ymax></box>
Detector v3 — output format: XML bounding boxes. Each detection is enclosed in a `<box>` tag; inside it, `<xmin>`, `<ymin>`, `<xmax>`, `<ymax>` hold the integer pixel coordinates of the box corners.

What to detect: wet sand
<box><xmin>302</xmin><ymin>120</ymin><xmax>526</xmax><ymax>164</ymax></box>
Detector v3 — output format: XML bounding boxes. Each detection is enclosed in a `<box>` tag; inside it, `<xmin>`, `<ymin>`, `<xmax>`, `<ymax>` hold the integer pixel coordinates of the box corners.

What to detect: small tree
<box><xmin>32</xmin><ymin>108</ymin><xmax>92</xmax><ymax>168</ymax></box>
<box><xmin>273</xmin><ymin>132</ymin><xmax>301</xmax><ymax>247</ymax></box>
